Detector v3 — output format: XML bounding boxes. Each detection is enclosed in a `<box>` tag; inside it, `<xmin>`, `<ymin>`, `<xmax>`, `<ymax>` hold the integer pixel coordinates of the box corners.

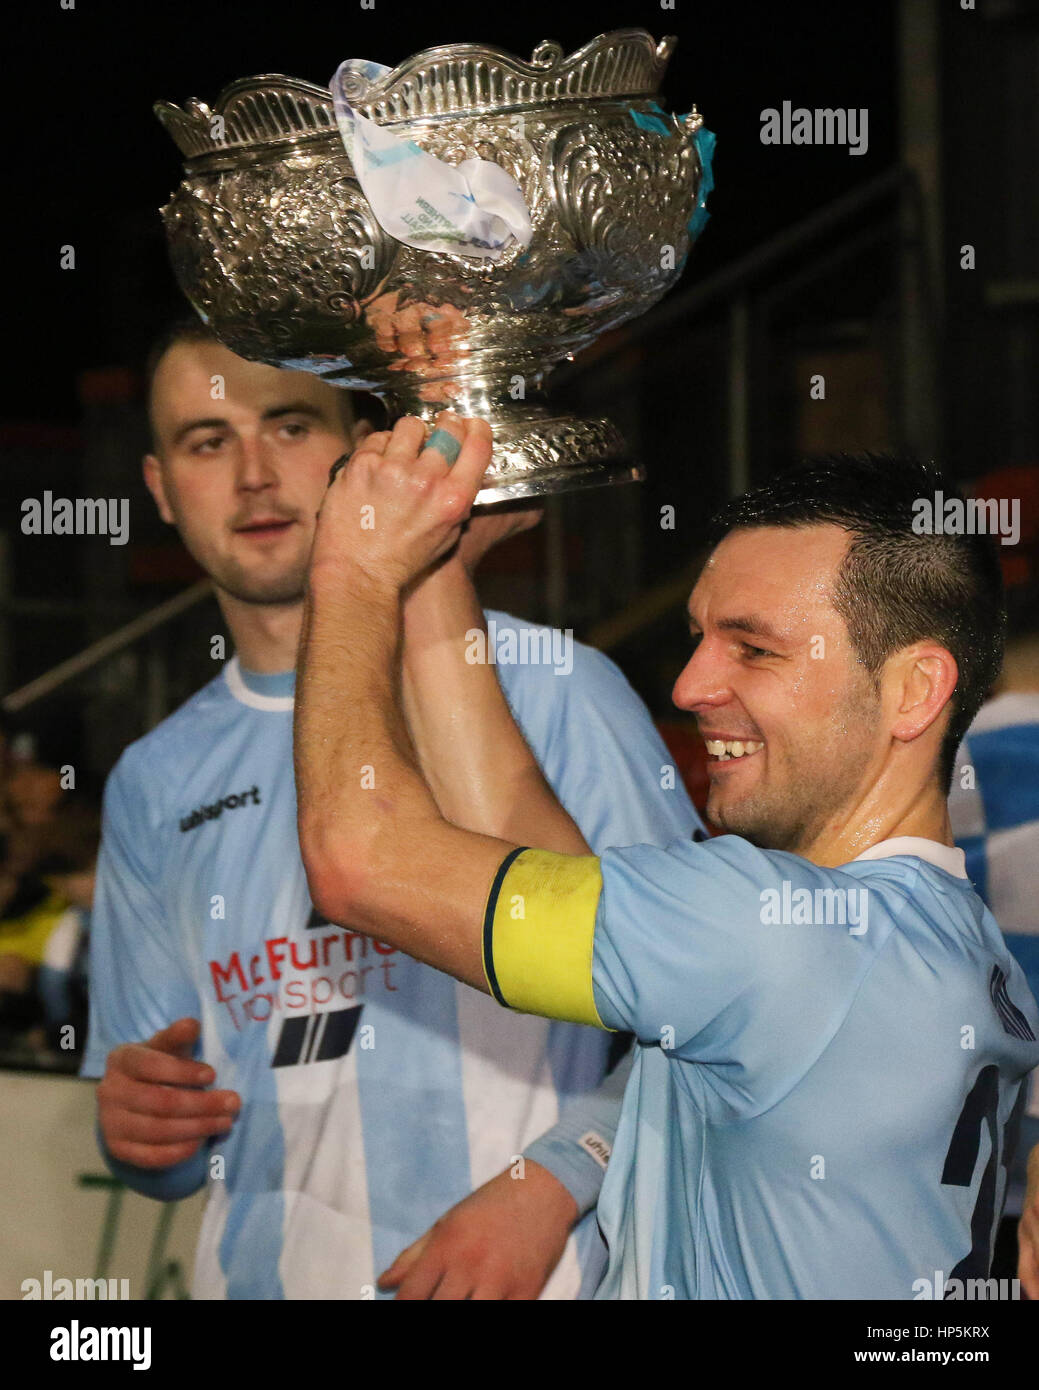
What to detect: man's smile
<box><xmin>701</xmin><ymin>733</ymin><xmax>765</xmax><ymax>765</ymax></box>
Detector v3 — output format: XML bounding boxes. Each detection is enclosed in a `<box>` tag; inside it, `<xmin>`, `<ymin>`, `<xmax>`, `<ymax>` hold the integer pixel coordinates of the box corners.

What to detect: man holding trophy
<box><xmin>82</xmin><ymin>26</ymin><xmax>1039</xmax><ymax>1299</ymax></box>
<box><xmin>83</xmin><ymin>29</ymin><xmax>717</xmax><ymax>1300</ymax></box>
<box><xmin>294</xmin><ymin>414</ymin><xmax>1039</xmax><ymax>1298</ymax></box>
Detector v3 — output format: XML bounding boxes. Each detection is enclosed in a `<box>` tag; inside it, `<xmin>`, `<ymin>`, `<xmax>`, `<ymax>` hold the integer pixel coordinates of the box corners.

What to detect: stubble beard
<box><xmin>708</xmin><ymin>685</ymin><xmax>881</xmax><ymax>855</ymax></box>
<box><xmin>172</xmin><ymin>505</ymin><xmax>313</xmax><ymax>608</ymax></box>
<box><xmin>164</xmin><ymin>480</ymin><xmax>315</xmax><ymax>609</ymax></box>
<box><xmin>212</xmin><ymin>555</ymin><xmax>310</xmax><ymax>608</ymax></box>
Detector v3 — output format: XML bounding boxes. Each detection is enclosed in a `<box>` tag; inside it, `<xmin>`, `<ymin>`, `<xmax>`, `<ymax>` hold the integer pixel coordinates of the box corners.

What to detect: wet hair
<box><xmin>706</xmin><ymin>454</ymin><xmax>1006</xmax><ymax>791</ymax></box>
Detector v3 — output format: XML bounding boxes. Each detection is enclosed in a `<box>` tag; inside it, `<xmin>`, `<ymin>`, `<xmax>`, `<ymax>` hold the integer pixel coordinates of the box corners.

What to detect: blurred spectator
<box><xmin>948</xmin><ymin>464</ymin><xmax>1039</xmax><ymax>1282</ymax></box>
<box><xmin>1</xmin><ymin>727</ymin><xmax>81</xmax><ymax>884</ymax></box>
<box><xmin>7</xmin><ymin>761</ymin><xmax>63</xmax><ymax>830</ymax></box>
<box><xmin>33</xmin><ymin>806</ymin><xmax>100</xmax><ymax>1055</ymax></box>
<box><xmin>0</xmin><ymin>726</ymin><xmax>98</xmax><ymax>1062</ymax></box>
<box><xmin>0</xmin><ymin>836</ymin><xmax>67</xmax><ymax>1049</ymax></box>
<box><xmin>0</xmin><ymin>706</ymin><xmax>99</xmax><ymax>1064</ymax></box>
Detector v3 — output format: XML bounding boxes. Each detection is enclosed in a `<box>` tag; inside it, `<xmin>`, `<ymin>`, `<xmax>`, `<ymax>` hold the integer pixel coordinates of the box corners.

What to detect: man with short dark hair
<box><xmin>296</xmin><ymin>426</ymin><xmax>1039</xmax><ymax>1299</ymax></box>
<box><xmin>82</xmin><ymin>323</ymin><xmax>701</xmax><ymax>1299</ymax></box>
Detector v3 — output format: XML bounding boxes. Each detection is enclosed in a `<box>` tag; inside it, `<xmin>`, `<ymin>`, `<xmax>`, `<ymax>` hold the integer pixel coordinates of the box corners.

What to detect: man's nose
<box><xmin>235</xmin><ymin>437</ymin><xmax>279</xmax><ymax>491</ymax></box>
<box><xmin>671</xmin><ymin>642</ymin><xmax>732</xmax><ymax>714</ymax></box>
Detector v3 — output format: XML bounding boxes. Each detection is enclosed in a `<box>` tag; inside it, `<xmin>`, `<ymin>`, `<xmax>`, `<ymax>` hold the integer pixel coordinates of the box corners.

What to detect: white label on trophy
<box><xmin>330</xmin><ymin>58</ymin><xmax>533</xmax><ymax>261</ymax></box>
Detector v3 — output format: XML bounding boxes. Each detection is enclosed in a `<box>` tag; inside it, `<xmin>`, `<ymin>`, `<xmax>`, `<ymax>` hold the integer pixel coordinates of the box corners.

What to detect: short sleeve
<box><xmin>592</xmin><ymin>837</ymin><xmax>896</xmax><ymax>1103</ymax></box>
<box><xmin>483</xmin><ymin>836</ymin><xmax>896</xmax><ymax>1111</ymax></box>
<box><xmin>80</xmin><ymin>748</ymin><xmax>202</xmax><ymax>1078</ymax></box>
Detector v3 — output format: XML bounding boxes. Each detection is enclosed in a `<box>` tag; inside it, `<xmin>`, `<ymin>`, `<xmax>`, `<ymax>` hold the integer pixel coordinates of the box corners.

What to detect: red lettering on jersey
<box><xmin>265</xmin><ymin>937</ymin><xmax>288</xmax><ymax>981</ymax></box>
<box><xmin>209</xmin><ymin>952</ymin><xmax>247</xmax><ymax>1002</ymax></box>
<box><xmin>340</xmin><ymin>931</ymin><xmax>367</xmax><ymax>963</ymax></box>
<box><xmin>244</xmin><ymin>992</ymin><xmax>274</xmax><ymax>1022</ymax></box>
<box><xmin>290</xmin><ymin>938</ymin><xmax>317</xmax><ymax>971</ymax></box>
<box><xmin>284</xmin><ymin>979</ymin><xmax>307</xmax><ymax>1009</ymax></box>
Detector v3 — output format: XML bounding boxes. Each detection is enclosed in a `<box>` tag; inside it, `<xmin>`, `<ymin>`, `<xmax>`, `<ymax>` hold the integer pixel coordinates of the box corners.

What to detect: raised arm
<box><xmin>295</xmin><ymin>413</ymin><xmax>569</xmax><ymax>988</ymax></box>
<box><xmin>401</xmin><ymin>531</ymin><xmax>588</xmax><ymax>853</ymax></box>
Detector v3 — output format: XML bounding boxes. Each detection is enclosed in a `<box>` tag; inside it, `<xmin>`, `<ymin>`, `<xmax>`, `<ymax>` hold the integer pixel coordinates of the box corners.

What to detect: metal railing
<box><xmin>2</xmin><ymin>579</ymin><xmax>213</xmax><ymax>715</ymax></box>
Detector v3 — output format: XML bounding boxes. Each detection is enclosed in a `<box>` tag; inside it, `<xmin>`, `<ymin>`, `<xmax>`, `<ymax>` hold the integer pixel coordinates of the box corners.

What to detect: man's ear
<box><xmin>350</xmin><ymin>418</ymin><xmax>375</xmax><ymax>448</ymax></box>
<box><xmin>142</xmin><ymin>454</ymin><xmax>176</xmax><ymax>526</ymax></box>
<box><xmin>889</xmin><ymin>644</ymin><xmax>959</xmax><ymax>745</ymax></box>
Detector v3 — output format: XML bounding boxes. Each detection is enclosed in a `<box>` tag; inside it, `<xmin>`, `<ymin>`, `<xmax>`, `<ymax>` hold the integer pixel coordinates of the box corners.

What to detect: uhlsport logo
<box><xmin>180</xmin><ymin>784</ymin><xmax>261</xmax><ymax>833</ymax></box>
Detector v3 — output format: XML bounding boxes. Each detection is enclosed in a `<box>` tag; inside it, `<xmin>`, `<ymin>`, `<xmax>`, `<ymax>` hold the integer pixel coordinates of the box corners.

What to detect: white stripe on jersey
<box><xmin>275</xmin><ymin>1045</ymin><xmax>375</xmax><ymax>1298</ymax></box>
<box><xmin>454</xmin><ymin>981</ymin><xmax>582</xmax><ymax>1300</ymax></box>
<box><xmin>192</xmin><ymin>1181</ymin><xmax>229</xmax><ymax>1300</ymax></box>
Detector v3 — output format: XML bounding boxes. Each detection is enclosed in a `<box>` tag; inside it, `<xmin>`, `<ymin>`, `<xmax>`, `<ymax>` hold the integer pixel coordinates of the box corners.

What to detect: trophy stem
<box><xmin>377</xmin><ymin>375</ymin><xmax>640</xmax><ymax>506</ymax></box>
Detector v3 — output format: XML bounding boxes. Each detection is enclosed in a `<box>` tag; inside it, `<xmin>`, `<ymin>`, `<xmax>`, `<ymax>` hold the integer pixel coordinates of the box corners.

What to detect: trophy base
<box><xmin>475</xmin><ymin>457</ymin><xmax>645</xmax><ymax>508</ymax></box>
<box><xmin>414</xmin><ymin>408</ymin><xmax>642</xmax><ymax>508</ymax></box>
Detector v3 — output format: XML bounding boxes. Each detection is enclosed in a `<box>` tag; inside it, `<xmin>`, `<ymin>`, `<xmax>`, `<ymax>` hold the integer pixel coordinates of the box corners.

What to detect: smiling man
<box><xmin>296</xmin><ymin>417</ymin><xmax>1039</xmax><ymax>1299</ymax></box>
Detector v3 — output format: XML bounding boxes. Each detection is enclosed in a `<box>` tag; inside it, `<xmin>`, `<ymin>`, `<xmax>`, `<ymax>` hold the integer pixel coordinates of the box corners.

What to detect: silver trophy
<box><xmin>156</xmin><ymin>29</ymin><xmax>709</xmax><ymax>504</ymax></box>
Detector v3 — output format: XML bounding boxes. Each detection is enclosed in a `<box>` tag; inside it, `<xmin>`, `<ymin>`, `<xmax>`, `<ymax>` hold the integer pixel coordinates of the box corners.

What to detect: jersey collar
<box><xmin>850</xmin><ymin>836</ymin><xmax>968</xmax><ymax>879</ymax></box>
<box><xmin>223</xmin><ymin>656</ymin><xmax>295</xmax><ymax>712</ymax></box>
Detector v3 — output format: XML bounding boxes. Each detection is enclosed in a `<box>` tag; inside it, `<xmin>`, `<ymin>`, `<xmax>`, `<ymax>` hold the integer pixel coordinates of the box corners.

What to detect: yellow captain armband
<box><xmin>481</xmin><ymin>847</ymin><xmax>612</xmax><ymax>1030</ymax></box>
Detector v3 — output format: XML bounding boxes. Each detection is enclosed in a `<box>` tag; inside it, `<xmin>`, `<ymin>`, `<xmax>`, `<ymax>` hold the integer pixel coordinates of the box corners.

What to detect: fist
<box><xmin>311</xmin><ymin>412</ymin><xmax>493</xmax><ymax>590</ymax></box>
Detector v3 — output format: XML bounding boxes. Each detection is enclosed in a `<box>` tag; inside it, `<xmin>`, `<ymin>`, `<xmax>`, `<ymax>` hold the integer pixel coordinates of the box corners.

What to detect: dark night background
<box><xmin>2</xmin><ymin>0</ymin><xmax>1038</xmax><ymax>783</ymax></box>
<box><xmin>10</xmin><ymin>0</ymin><xmax>897</xmax><ymax>420</ymax></box>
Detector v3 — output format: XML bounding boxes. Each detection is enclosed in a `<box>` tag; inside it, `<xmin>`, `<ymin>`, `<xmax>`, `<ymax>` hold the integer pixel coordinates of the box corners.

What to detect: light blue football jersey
<box><xmin>950</xmin><ymin>694</ymin><xmax>1039</xmax><ymax>1215</ymax></box>
<box><xmin>81</xmin><ymin>612</ymin><xmax>701</xmax><ymax>1299</ymax></box>
<box><xmin>483</xmin><ymin>834</ymin><xmax>1039</xmax><ymax>1299</ymax></box>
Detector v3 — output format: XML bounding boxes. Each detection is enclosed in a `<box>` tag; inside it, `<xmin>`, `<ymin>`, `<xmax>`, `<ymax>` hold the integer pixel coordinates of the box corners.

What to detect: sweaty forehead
<box><xmin>690</xmin><ymin>525</ymin><xmax>851</xmax><ymax>625</ymax></box>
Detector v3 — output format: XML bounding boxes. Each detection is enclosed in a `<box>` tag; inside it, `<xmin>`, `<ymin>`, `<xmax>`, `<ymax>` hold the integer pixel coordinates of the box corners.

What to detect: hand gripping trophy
<box><xmin>156</xmin><ymin>28</ymin><xmax>713</xmax><ymax>505</ymax></box>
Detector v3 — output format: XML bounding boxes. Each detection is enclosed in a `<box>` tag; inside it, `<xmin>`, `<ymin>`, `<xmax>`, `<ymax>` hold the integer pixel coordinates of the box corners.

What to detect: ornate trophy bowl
<box><xmin>156</xmin><ymin>29</ymin><xmax>707</xmax><ymax>505</ymax></box>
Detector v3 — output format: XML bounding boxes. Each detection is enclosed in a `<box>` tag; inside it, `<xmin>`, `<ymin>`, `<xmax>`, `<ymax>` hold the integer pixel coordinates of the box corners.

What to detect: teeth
<box><xmin>706</xmin><ymin>739</ymin><xmax>764</xmax><ymax>760</ymax></box>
